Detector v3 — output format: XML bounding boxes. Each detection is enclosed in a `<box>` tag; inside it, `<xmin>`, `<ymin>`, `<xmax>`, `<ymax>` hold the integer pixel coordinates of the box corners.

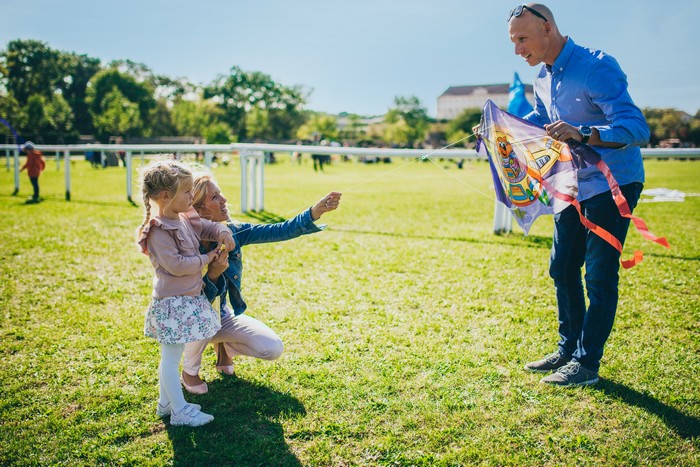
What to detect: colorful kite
<box><xmin>476</xmin><ymin>99</ymin><xmax>669</xmax><ymax>268</ymax></box>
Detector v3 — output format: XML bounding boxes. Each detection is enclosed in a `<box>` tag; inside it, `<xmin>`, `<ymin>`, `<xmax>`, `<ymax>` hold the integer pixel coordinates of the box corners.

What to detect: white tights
<box><xmin>159</xmin><ymin>343</ymin><xmax>187</xmax><ymax>413</ymax></box>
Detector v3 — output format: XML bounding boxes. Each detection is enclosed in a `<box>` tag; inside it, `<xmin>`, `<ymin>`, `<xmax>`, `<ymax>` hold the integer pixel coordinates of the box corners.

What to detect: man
<box><xmin>507</xmin><ymin>4</ymin><xmax>650</xmax><ymax>385</ymax></box>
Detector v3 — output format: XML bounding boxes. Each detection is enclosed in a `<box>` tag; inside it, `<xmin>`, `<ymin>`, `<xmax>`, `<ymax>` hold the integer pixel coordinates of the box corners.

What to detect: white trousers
<box><xmin>182</xmin><ymin>313</ymin><xmax>284</xmax><ymax>376</ymax></box>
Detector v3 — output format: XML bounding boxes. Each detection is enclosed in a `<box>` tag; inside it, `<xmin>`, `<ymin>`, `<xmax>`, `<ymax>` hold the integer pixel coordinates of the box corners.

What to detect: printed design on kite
<box><xmin>491</xmin><ymin>131</ymin><xmax>571</xmax><ymax>208</ymax></box>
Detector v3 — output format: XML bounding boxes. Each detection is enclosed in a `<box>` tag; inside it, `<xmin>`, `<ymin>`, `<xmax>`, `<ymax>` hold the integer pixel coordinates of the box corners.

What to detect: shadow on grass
<box><xmin>595</xmin><ymin>379</ymin><xmax>699</xmax><ymax>439</ymax></box>
<box><xmin>332</xmin><ymin>226</ymin><xmax>554</xmax><ymax>249</ymax></box>
<box><xmin>0</xmin><ymin>193</ymin><xmax>138</xmax><ymax>208</ymax></box>
<box><xmin>239</xmin><ymin>210</ymin><xmax>552</xmax><ymax>249</ymax></box>
<box><xmin>167</xmin><ymin>377</ymin><xmax>305</xmax><ymax>466</ymax></box>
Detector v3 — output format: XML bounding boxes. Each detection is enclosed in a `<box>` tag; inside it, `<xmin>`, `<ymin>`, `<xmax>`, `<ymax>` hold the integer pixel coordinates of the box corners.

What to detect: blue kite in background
<box><xmin>507</xmin><ymin>72</ymin><xmax>533</xmax><ymax>118</ymax></box>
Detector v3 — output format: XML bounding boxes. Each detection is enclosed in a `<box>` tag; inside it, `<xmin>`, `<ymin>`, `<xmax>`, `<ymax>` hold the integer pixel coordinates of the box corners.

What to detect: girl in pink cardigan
<box><xmin>137</xmin><ymin>160</ymin><xmax>234</xmax><ymax>427</ymax></box>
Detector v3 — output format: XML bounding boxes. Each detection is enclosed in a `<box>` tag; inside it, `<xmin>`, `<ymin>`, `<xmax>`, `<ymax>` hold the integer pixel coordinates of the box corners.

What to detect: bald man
<box><xmin>508</xmin><ymin>4</ymin><xmax>650</xmax><ymax>386</ymax></box>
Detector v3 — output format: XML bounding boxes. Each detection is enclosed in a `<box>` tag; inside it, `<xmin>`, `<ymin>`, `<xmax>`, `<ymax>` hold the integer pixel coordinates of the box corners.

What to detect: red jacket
<box><xmin>20</xmin><ymin>150</ymin><xmax>46</xmax><ymax>177</ymax></box>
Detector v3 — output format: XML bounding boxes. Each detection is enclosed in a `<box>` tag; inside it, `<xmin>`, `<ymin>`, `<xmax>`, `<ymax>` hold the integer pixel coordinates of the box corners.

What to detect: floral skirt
<box><xmin>144</xmin><ymin>293</ymin><xmax>221</xmax><ymax>344</ymax></box>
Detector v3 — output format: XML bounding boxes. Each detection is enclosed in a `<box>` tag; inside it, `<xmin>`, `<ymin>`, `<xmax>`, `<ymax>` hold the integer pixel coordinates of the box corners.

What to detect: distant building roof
<box><xmin>440</xmin><ymin>83</ymin><xmax>534</xmax><ymax>97</ymax></box>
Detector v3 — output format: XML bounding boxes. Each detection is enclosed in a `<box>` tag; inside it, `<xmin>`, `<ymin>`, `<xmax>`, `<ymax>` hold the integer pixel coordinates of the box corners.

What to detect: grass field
<box><xmin>0</xmin><ymin>154</ymin><xmax>698</xmax><ymax>465</ymax></box>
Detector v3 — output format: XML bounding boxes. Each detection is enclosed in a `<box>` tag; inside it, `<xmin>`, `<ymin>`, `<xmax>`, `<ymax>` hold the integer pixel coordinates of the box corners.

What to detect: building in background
<box><xmin>437</xmin><ymin>83</ymin><xmax>534</xmax><ymax>120</ymax></box>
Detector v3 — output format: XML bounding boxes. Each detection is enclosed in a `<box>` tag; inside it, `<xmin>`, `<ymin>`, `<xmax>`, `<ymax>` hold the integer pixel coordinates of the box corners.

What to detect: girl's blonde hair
<box><xmin>136</xmin><ymin>159</ymin><xmax>193</xmax><ymax>237</ymax></box>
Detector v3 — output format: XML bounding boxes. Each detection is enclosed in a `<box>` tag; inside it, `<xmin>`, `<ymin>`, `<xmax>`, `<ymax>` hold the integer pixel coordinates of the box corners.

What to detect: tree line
<box><xmin>1</xmin><ymin>39</ymin><xmax>698</xmax><ymax>148</ymax></box>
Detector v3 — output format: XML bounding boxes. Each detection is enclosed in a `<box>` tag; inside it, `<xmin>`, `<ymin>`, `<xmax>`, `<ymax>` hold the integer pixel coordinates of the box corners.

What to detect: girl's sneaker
<box><xmin>156</xmin><ymin>401</ymin><xmax>200</xmax><ymax>417</ymax></box>
<box><xmin>170</xmin><ymin>403</ymin><xmax>214</xmax><ymax>427</ymax></box>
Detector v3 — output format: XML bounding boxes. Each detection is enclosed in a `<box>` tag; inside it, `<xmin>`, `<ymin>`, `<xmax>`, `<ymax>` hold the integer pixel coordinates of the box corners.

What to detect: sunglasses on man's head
<box><xmin>507</xmin><ymin>5</ymin><xmax>548</xmax><ymax>22</ymax></box>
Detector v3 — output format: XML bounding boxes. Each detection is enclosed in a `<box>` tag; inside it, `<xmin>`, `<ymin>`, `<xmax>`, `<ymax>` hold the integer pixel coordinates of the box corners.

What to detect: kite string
<box><xmin>228</xmin><ymin>125</ymin><xmax>637</xmax><ymax>237</ymax></box>
<box><xmin>228</xmin><ymin>132</ymin><xmax>486</xmax><ymax>236</ymax></box>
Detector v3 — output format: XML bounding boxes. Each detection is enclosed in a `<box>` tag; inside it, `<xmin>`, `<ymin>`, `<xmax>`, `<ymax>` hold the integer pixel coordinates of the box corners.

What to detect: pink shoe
<box><xmin>216</xmin><ymin>364</ymin><xmax>235</xmax><ymax>376</ymax></box>
<box><xmin>180</xmin><ymin>374</ymin><xmax>208</xmax><ymax>395</ymax></box>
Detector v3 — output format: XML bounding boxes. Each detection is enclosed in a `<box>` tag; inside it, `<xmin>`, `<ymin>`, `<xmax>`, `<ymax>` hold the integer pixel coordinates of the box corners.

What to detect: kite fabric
<box><xmin>477</xmin><ymin>99</ymin><xmax>577</xmax><ymax>235</ymax></box>
<box><xmin>476</xmin><ymin>99</ymin><xmax>670</xmax><ymax>268</ymax></box>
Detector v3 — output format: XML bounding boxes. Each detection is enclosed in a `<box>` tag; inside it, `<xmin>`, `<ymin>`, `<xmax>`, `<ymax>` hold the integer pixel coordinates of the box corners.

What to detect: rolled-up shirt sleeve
<box><xmin>588</xmin><ymin>57</ymin><xmax>650</xmax><ymax>146</ymax></box>
<box><xmin>202</xmin><ymin>273</ymin><xmax>225</xmax><ymax>302</ymax></box>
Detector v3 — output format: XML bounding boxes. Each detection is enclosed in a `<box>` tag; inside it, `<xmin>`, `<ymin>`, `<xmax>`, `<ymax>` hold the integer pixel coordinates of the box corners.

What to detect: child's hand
<box><xmin>207</xmin><ymin>247</ymin><xmax>229</xmax><ymax>280</ymax></box>
<box><xmin>206</xmin><ymin>248</ymin><xmax>221</xmax><ymax>263</ymax></box>
<box><xmin>311</xmin><ymin>192</ymin><xmax>342</xmax><ymax>221</ymax></box>
<box><xmin>218</xmin><ymin>234</ymin><xmax>235</xmax><ymax>253</ymax></box>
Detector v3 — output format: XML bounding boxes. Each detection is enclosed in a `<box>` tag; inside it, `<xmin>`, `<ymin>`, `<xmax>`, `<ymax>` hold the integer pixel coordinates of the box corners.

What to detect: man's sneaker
<box><xmin>156</xmin><ymin>401</ymin><xmax>200</xmax><ymax>417</ymax></box>
<box><xmin>540</xmin><ymin>361</ymin><xmax>599</xmax><ymax>386</ymax></box>
<box><xmin>524</xmin><ymin>351</ymin><xmax>571</xmax><ymax>373</ymax></box>
<box><xmin>170</xmin><ymin>403</ymin><xmax>214</xmax><ymax>427</ymax></box>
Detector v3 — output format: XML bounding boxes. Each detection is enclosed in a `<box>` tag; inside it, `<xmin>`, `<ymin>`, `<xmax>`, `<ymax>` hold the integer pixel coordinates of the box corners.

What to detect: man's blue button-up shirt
<box><xmin>524</xmin><ymin>38</ymin><xmax>650</xmax><ymax>201</ymax></box>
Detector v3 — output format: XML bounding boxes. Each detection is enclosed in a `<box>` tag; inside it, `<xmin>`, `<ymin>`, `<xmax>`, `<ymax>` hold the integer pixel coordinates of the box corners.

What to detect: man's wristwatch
<box><xmin>578</xmin><ymin>125</ymin><xmax>592</xmax><ymax>144</ymax></box>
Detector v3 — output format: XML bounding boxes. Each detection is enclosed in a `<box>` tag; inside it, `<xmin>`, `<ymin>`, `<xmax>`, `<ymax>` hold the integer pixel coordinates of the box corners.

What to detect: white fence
<box><xmin>1</xmin><ymin>143</ymin><xmax>480</xmax><ymax>207</ymax></box>
<box><xmin>3</xmin><ymin>143</ymin><xmax>699</xmax><ymax>233</ymax></box>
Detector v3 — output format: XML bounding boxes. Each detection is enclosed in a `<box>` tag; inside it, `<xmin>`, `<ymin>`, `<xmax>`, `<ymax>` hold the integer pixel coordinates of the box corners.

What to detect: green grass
<box><xmin>1</xmin><ymin>154</ymin><xmax>698</xmax><ymax>466</ymax></box>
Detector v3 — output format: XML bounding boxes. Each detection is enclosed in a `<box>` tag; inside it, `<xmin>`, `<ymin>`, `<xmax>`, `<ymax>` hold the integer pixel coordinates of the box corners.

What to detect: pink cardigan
<box><xmin>138</xmin><ymin>208</ymin><xmax>232</xmax><ymax>299</ymax></box>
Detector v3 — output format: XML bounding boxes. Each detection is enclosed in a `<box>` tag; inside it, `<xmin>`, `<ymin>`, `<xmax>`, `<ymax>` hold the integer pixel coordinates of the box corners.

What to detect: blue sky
<box><xmin>2</xmin><ymin>0</ymin><xmax>698</xmax><ymax>117</ymax></box>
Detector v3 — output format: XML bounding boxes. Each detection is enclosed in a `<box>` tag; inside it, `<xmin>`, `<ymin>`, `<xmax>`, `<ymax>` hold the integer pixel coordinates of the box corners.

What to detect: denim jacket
<box><xmin>202</xmin><ymin>208</ymin><xmax>323</xmax><ymax>317</ymax></box>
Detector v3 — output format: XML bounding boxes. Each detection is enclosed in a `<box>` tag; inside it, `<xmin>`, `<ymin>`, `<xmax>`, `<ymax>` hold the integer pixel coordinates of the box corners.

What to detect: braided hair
<box><xmin>136</xmin><ymin>159</ymin><xmax>193</xmax><ymax>238</ymax></box>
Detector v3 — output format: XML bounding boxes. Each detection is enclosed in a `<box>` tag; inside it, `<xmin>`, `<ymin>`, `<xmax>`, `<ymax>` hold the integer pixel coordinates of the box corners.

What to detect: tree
<box><xmin>22</xmin><ymin>92</ymin><xmax>75</xmax><ymax>143</ymax></box>
<box><xmin>91</xmin><ymin>87</ymin><xmax>142</xmax><ymax>138</ymax></box>
<box><xmin>689</xmin><ymin>110</ymin><xmax>700</xmax><ymax>147</ymax></box>
<box><xmin>172</xmin><ymin>97</ymin><xmax>230</xmax><ymax>141</ymax></box>
<box><xmin>205</xmin><ymin>66</ymin><xmax>307</xmax><ymax>140</ymax></box>
<box><xmin>86</xmin><ymin>68</ymin><xmax>155</xmax><ymax>140</ymax></box>
<box><xmin>295</xmin><ymin>113</ymin><xmax>338</xmax><ymax>141</ymax></box>
<box><xmin>643</xmin><ymin>107</ymin><xmax>690</xmax><ymax>145</ymax></box>
<box><xmin>43</xmin><ymin>91</ymin><xmax>75</xmax><ymax>142</ymax></box>
<box><xmin>338</xmin><ymin>113</ymin><xmax>366</xmax><ymax>142</ymax></box>
<box><xmin>0</xmin><ymin>40</ymin><xmax>101</xmax><ymax>140</ymax></box>
<box><xmin>24</xmin><ymin>95</ymin><xmax>49</xmax><ymax>142</ymax></box>
<box><xmin>60</xmin><ymin>52</ymin><xmax>101</xmax><ymax>136</ymax></box>
<box><xmin>245</xmin><ymin>107</ymin><xmax>270</xmax><ymax>140</ymax></box>
<box><xmin>0</xmin><ymin>93</ymin><xmax>26</xmax><ymax>139</ymax></box>
<box><xmin>149</xmin><ymin>98</ymin><xmax>176</xmax><ymax>137</ymax></box>
<box><xmin>0</xmin><ymin>40</ymin><xmax>63</xmax><ymax>105</ymax></box>
<box><xmin>383</xmin><ymin>96</ymin><xmax>430</xmax><ymax>147</ymax></box>
<box><xmin>446</xmin><ymin>107</ymin><xmax>482</xmax><ymax>147</ymax></box>
<box><xmin>203</xmin><ymin>122</ymin><xmax>234</xmax><ymax>144</ymax></box>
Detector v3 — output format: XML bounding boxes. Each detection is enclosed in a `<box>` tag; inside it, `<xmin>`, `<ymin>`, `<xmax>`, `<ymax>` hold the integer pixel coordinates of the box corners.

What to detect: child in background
<box><xmin>19</xmin><ymin>141</ymin><xmax>45</xmax><ymax>203</ymax></box>
<box><xmin>136</xmin><ymin>160</ymin><xmax>235</xmax><ymax>427</ymax></box>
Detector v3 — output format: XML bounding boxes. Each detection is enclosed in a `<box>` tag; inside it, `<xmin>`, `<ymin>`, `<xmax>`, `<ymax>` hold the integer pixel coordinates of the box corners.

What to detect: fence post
<box><xmin>251</xmin><ymin>154</ymin><xmax>259</xmax><ymax>212</ymax></box>
<box><xmin>240</xmin><ymin>148</ymin><xmax>249</xmax><ymax>213</ymax></box>
<box><xmin>64</xmin><ymin>150</ymin><xmax>71</xmax><ymax>201</ymax></box>
<box><xmin>493</xmin><ymin>199</ymin><xmax>512</xmax><ymax>234</ymax></box>
<box><xmin>13</xmin><ymin>148</ymin><xmax>19</xmax><ymax>195</ymax></box>
<box><xmin>255</xmin><ymin>152</ymin><xmax>264</xmax><ymax>212</ymax></box>
<box><xmin>126</xmin><ymin>151</ymin><xmax>133</xmax><ymax>203</ymax></box>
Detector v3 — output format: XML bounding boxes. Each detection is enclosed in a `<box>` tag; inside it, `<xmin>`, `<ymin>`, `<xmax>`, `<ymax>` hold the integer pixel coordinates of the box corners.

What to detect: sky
<box><xmin>2</xmin><ymin>0</ymin><xmax>699</xmax><ymax>117</ymax></box>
